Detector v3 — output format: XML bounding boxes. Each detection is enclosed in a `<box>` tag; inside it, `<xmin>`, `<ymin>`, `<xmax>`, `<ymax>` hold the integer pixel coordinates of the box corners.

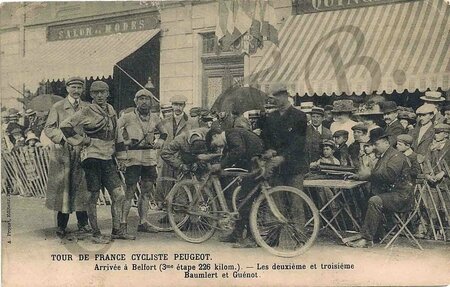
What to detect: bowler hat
<box><xmin>434</xmin><ymin>123</ymin><xmax>450</xmax><ymax>133</ymax></box>
<box><xmin>381</xmin><ymin>101</ymin><xmax>398</xmax><ymax>114</ymax></box>
<box><xmin>351</xmin><ymin>123</ymin><xmax>368</xmax><ymax>132</ymax></box>
<box><xmin>420</xmin><ymin>91</ymin><xmax>445</xmax><ymax>102</ymax></box>
<box><xmin>66</xmin><ymin>76</ymin><xmax>84</xmax><ymax>86</ymax></box>
<box><xmin>170</xmin><ymin>95</ymin><xmax>188</xmax><ymax>104</ymax></box>
<box><xmin>397</xmin><ymin>134</ymin><xmax>413</xmax><ymax>145</ymax></box>
<box><xmin>331</xmin><ymin>100</ymin><xmax>355</xmax><ymax>113</ymax></box>
<box><xmin>368</xmin><ymin>127</ymin><xmax>389</xmax><ymax>144</ymax></box>
<box><xmin>333</xmin><ymin>130</ymin><xmax>349</xmax><ymax>138</ymax></box>
<box><xmin>90</xmin><ymin>81</ymin><xmax>109</xmax><ymax>92</ymax></box>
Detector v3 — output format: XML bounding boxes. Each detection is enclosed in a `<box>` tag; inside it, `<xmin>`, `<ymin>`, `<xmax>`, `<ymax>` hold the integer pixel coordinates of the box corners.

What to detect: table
<box><xmin>304</xmin><ymin>179</ymin><xmax>369</xmax><ymax>243</ymax></box>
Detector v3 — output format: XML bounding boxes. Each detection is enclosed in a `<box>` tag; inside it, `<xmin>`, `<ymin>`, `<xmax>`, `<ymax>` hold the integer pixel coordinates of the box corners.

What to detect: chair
<box><xmin>380</xmin><ymin>180</ymin><xmax>424</xmax><ymax>250</ymax></box>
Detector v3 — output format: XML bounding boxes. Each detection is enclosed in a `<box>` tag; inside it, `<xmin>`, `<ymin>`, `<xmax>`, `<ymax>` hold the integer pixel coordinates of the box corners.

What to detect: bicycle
<box><xmin>166</xmin><ymin>157</ymin><xmax>320</xmax><ymax>257</ymax></box>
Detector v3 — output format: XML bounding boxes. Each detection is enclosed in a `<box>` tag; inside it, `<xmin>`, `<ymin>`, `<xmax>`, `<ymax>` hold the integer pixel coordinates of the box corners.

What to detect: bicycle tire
<box><xmin>167</xmin><ymin>179</ymin><xmax>218</xmax><ymax>243</ymax></box>
<box><xmin>250</xmin><ymin>186</ymin><xmax>320</xmax><ymax>257</ymax></box>
<box><xmin>144</xmin><ymin>177</ymin><xmax>177</xmax><ymax>232</ymax></box>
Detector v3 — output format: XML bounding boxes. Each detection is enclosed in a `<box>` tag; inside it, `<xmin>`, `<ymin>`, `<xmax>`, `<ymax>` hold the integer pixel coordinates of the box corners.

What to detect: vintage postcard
<box><xmin>1</xmin><ymin>0</ymin><xmax>449</xmax><ymax>286</ymax></box>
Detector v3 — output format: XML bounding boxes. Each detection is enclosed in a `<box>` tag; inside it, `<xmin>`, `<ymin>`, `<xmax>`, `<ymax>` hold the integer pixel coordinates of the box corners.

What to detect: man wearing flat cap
<box><xmin>60</xmin><ymin>80</ymin><xmax>134</xmax><ymax>243</ymax></box>
<box><xmin>158</xmin><ymin>95</ymin><xmax>199</xmax><ymax>202</ymax></box>
<box><xmin>381</xmin><ymin>101</ymin><xmax>406</xmax><ymax>146</ymax></box>
<box><xmin>419</xmin><ymin>123</ymin><xmax>450</xmax><ymax>239</ymax></box>
<box><xmin>396</xmin><ymin>134</ymin><xmax>421</xmax><ymax>181</ymax></box>
<box><xmin>410</xmin><ymin>104</ymin><xmax>436</xmax><ymax>156</ymax></box>
<box><xmin>260</xmin><ymin>83</ymin><xmax>308</xmax><ymax>230</ymax></box>
<box><xmin>329</xmin><ymin>100</ymin><xmax>358</xmax><ymax>145</ymax></box>
<box><xmin>348</xmin><ymin>123</ymin><xmax>369</xmax><ymax>169</ymax></box>
<box><xmin>333</xmin><ymin>130</ymin><xmax>352</xmax><ymax>167</ymax></box>
<box><xmin>305</xmin><ymin>107</ymin><xmax>332</xmax><ymax>165</ymax></box>
<box><xmin>44</xmin><ymin>76</ymin><xmax>90</xmax><ymax>239</ymax></box>
<box><xmin>420</xmin><ymin>91</ymin><xmax>445</xmax><ymax>124</ymax></box>
<box><xmin>116</xmin><ymin>89</ymin><xmax>168</xmax><ymax>233</ymax></box>
<box><xmin>347</xmin><ymin>128</ymin><xmax>414</xmax><ymax>248</ymax></box>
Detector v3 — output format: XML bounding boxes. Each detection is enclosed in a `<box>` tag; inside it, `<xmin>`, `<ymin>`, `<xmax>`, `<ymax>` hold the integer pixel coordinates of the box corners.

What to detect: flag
<box><xmin>215</xmin><ymin>0</ymin><xmax>278</xmax><ymax>51</ymax></box>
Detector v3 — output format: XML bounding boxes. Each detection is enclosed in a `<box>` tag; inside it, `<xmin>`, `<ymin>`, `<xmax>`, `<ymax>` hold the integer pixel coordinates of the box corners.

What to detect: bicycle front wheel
<box><xmin>167</xmin><ymin>180</ymin><xmax>218</xmax><ymax>243</ymax></box>
<box><xmin>250</xmin><ymin>186</ymin><xmax>320</xmax><ymax>257</ymax></box>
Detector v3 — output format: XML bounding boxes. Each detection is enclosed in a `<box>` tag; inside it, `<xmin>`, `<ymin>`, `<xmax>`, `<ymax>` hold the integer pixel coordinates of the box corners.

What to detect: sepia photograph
<box><xmin>0</xmin><ymin>0</ymin><xmax>449</xmax><ymax>286</ymax></box>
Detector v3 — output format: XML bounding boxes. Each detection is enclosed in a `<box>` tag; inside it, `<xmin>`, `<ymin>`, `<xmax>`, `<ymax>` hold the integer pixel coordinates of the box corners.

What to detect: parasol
<box><xmin>27</xmin><ymin>94</ymin><xmax>64</xmax><ymax>112</ymax></box>
<box><xmin>211</xmin><ymin>86</ymin><xmax>268</xmax><ymax>115</ymax></box>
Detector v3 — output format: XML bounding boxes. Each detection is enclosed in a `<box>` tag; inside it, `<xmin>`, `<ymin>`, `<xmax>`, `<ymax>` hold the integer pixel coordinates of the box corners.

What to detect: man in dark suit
<box><xmin>410</xmin><ymin>104</ymin><xmax>435</xmax><ymax>156</ymax></box>
<box><xmin>382</xmin><ymin>101</ymin><xmax>405</xmax><ymax>146</ymax></box>
<box><xmin>206</xmin><ymin>125</ymin><xmax>265</xmax><ymax>247</ymax></box>
<box><xmin>260</xmin><ymin>83</ymin><xmax>308</xmax><ymax>232</ymax></box>
<box><xmin>347</xmin><ymin>128</ymin><xmax>414</xmax><ymax>248</ymax></box>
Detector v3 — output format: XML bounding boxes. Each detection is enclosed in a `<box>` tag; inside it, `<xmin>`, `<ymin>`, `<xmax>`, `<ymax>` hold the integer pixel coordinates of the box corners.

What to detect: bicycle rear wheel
<box><xmin>167</xmin><ymin>180</ymin><xmax>218</xmax><ymax>243</ymax></box>
<box><xmin>250</xmin><ymin>186</ymin><xmax>320</xmax><ymax>257</ymax></box>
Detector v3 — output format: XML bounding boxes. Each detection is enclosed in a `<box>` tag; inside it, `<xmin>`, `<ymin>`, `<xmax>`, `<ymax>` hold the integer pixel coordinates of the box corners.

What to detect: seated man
<box><xmin>395</xmin><ymin>134</ymin><xmax>421</xmax><ymax>181</ymax></box>
<box><xmin>205</xmin><ymin>125</ymin><xmax>265</xmax><ymax>248</ymax></box>
<box><xmin>347</xmin><ymin>128</ymin><xmax>414</xmax><ymax>248</ymax></box>
<box><xmin>333</xmin><ymin>130</ymin><xmax>353</xmax><ymax>167</ymax></box>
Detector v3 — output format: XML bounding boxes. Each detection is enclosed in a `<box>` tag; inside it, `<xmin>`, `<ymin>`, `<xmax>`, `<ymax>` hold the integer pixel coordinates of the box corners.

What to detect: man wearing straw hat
<box><xmin>420</xmin><ymin>91</ymin><xmax>446</xmax><ymax>124</ymax></box>
<box><xmin>410</xmin><ymin>104</ymin><xmax>436</xmax><ymax>156</ymax></box>
<box><xmin>44</xmin><ymin>76</ymin><xmax>90</xmax><ymax>239</ymax></box>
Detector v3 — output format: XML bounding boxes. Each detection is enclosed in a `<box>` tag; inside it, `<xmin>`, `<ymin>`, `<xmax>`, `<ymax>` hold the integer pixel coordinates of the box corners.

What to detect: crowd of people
<box><xmin>2</xmin><ymin>76</ymin><xmax>450</xmax><ymax>247</ymax></box>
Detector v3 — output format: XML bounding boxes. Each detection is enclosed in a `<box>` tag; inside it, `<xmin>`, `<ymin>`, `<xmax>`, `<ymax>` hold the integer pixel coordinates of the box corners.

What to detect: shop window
<box><xmin>201</xmin><ymin>33</ymin><xmax>244</xmax><ymax>108</ymax></box>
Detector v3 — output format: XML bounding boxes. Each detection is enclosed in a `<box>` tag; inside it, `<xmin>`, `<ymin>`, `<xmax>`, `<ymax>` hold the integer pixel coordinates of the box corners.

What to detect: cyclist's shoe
<box><xmin>232</xmin><ymin>237</ymin><xmax>258</xmax><ymax>248</ymax></box>
<box><xmin>56</xmin><ymin>228</ymin><xmax>66</xmax><ymax>239</ymax></box>
<box><xmin>346</xmin><ymin>238</ymin><xmax>373</xmax><ymax>248</ymax></box>
<box><xmin>91</xmin><ymin>234</ymin><xmax>111</xmax><ymax>244</ymax></box>
<box><xmin>137</xmin><ymin>222</ymin><xmax>159</xmax><ymax>233</ymax></box>
<box><xmin>111</xmin><ymin>224</ymin><xmax>136</xmax><ymax>240</ymax></box>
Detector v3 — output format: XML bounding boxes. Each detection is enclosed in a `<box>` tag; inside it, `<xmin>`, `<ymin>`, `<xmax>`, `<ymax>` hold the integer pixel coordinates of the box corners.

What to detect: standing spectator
<box><xmin>332</xmin><ymin>130</ymin><xmax>352</xmax><ymax>167</ymax></box>
<box><xmin>158</xmin><ymin>95</ymin><xmax>198</xmax><ymax>200</ymax></box>
<box><xmin>310</xmin><ymin>107</ymin><xmax>332</xmax><ymax>139</ymax></box>
<box><xmin>260</xmin><ymin>83</ymin><xmax>308</xmax><ymax>229</ymax></box>
<box><xmin>116</xmin><ymin>89</ymin><xmax>168</xmax><ymax>234</ymax></box>
<box><xmin>306</xmin><ymin>107</ymin><xmax>332</xmax><ymax>165</ymax></box>
<box><xmin>160</xmin><ymin>103</ymin><xmax>173</xmax><ymax>119</ymax></box>
<box><xmin>410</xmin><ymin>104</ymin><xmax>435</xmax><ymax>156</ymax></box>
<box><xmin>398</xmin><ymin>110</ymin><xmax>416</xmax><ymax>133</ymax></box>
<box><xmin>381</xmin><ymin>101</ymin><xmax>406</xmax><ymax>146</ymax></box>
<box><xmin>443</xmin><ymin>105</ymin><xmax>450</xmax><ymax>125</ymax></box>
<box><xmin>60</xmin><ymin>81</ymin><xmax>134</xmax><ymax>243</ymax></box>
<box><xmin>330</xmin><ymin>100</ymin><xmax>357</xmax><ymax>145</ymax></box>
<box><xmin>420</xmin><ymin>91</ymin><xmax>445</xmax><ymax>124</ymax></box>
<box><xmin>322</xmin><ymin>105</ymin><xmax>334</xmax><ymax>129</ymax></box>
<box><xmin>348</xmin><ymin>123</ymin><xmax>369</xmax><ymax>169</ymax></box>
<box><xmin>44</xmin><ymin>76</ymin><xmax>90</xmax><ymax>239</ymax></box>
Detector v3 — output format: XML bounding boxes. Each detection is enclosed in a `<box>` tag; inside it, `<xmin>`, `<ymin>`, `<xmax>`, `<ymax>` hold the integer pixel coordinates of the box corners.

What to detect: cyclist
<box><xmin>205</xmin><ymin>124</ymin><xmax>264</xmax><ymax>248</ymax></box>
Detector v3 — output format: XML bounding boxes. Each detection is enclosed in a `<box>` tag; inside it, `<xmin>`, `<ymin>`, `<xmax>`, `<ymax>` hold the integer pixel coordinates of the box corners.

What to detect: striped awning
<box><xmin>23</xmin><ymin>29</ymin><xmax>160</xmax><ymax>83</ymax></box>
<box><xmin>250</xmin><ymin>0</ymin><xmax>450</xmax><ymax>96</ymax></box>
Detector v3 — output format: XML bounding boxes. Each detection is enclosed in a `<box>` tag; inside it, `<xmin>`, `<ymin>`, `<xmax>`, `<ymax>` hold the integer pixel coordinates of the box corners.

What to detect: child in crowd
<box><xmin>310</xmin><ymin>139</ymin><xmax>340</xmax><ymax>169</ymax></box>
<box><xmin>333</xmin><ymin>130</ymin><xmax>352</xmax><ymax>167</ymax></box>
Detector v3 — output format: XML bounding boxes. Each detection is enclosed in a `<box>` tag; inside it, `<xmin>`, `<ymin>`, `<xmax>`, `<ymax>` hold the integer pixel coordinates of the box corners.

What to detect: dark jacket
<box><xmin>261</xmin><ymin>106</ymin><xmax>308</xmax><ymax>174</ymax></box>
<box><xmin>370</xmin><ymin>147</ymin><xmax>413</xmax><ymax>201</ymax></box>
<box><xmin>385</xmin><ymin>119</ymin><xmax>406</xmax><ymax>146</ymax></box>
<box><xmin>305</xmin><ymin>125</ymin><xmax>332</xmax><ymax>166</ymax></box>
<box><xmin>404</xmin><ymin>151</ymin><xmax>421</xmax><ymax>181</ymax></box>
<box><xmin>221</xmin><ymin>128</ymin><xmax>264</xmax><ymax>170</ymax></box>
<box><xmin>410</xmin><ymin>123</ymin><xmax>435</xmax><ymax>156</ymax></box>
<box><xmin>335</xmin><ymin>143</ymin><xmax>352</xmax><ymax>167</ymax></box>
<box><xmin>348</xmin><ymin>141</ymin><xmax>365</xmax><ymax>169</ymax></box>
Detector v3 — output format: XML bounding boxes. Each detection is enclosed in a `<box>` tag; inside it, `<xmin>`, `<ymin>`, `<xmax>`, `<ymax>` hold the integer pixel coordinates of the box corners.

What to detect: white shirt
<box><xmin>417</xmin><ymin>121</ymin><xmax>432</xmax><ymax>143</ymax></box>
<box><xmin>330</xmin><ymin>119</ymin><xmax>357</xmax><ymax>145</ymax></box>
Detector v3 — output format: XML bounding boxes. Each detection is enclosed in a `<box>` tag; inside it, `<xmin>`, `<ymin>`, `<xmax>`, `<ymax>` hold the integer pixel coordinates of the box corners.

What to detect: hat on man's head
<box><xmin>66</xmin><ymin>76</ymin><xmax>84</xmax><ymax>86</ymax></box>
<box><xmin>134</xmin><ymin>89</ymin><xmax>154</xmax><ymax>100</ymax></box>
<box><xmin>24</xmin><ymin>109</ymin><xmax>36</xmax><ymax>117</ymax></box>
<box><xmin>351</xmin><ymin>123</ymin><xmax>368</xmax><ymax>133</ymax></box>
<box><xmin>25</xmin><ymin>132</ymin><xmax>39</xmax><ymax>144</ymax></box>
<box><xmin>170</xmin><ymin>95</ymin><xmax>188</xmax><ymax>104</ymax></box>
<box><xmin>269</xmin><ymin>83</ymin><xmax>288</xmax><ymax>97</ymax></box>
<box><xmin>310</xmin><ymin>106</ymin><xmax>324</xmax><ymax>116</ymax></box>
<box><xmin>398</xmin><ymin>110</ymin><xmax>410</xmax><ymax>120</ymax></box>
<box><xmin>368</xmin><ymin>127</ymin><xmax>389</xmax><ymax>144</ymax></box>
<box><xmin>90</xmin><ymin>81</ymin><xmax>109</xmax><ymax>92</ymax></box>
<box><xmin>324</xmin><ymin>105</ymin><xmax>334</xmax><ymax>111</ymax></box>
<box><xmin>321</xmin><ymin>139</ymin><xmax>336</xmax><ymax>149</ymax></box>
<box><xmin>434</xmin><ymin>123</ymin><xmax>450</xmax><ymax>133</ymax></box>
<box><xmin>299</xmin><ymin>102</ymin><xmax>314</xmax><ymax>113</ymax></box>
<box><xmin>420</xmin><ymin>91</ymin><xmax>445</xmax><ymax>102</ymax></box>
<box><xmin>380</xmin><ymin>101</ymin><xmax>398</xmax><ymax>114</ymax></box>
<box><xmin>397</xmin><ymin>134</ymin><xmax>413</xmax><ymax>146</ymax></box>
<box><xmin>333</xmin><ymin>130</ymin><xmax>349</xmax><ymax>138</ymax></box>
<box><xmin>416</xmin><ymin>104</ymin><xmax>435</xmax><ymax>115</ymax></box>
<box><xmin>331</xmin><ymin>100</ymin><xmax>355</xmax><ymax>113</ymax></box>
<box><xmin>7</xmin><ymin>108</ymin><xmax>20</xmax><ymax>119</ymax></box>
<box><xmin>189</xmin><ymin>107</ymin><xmax>201</xmax><ymax>117</ymax></box>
